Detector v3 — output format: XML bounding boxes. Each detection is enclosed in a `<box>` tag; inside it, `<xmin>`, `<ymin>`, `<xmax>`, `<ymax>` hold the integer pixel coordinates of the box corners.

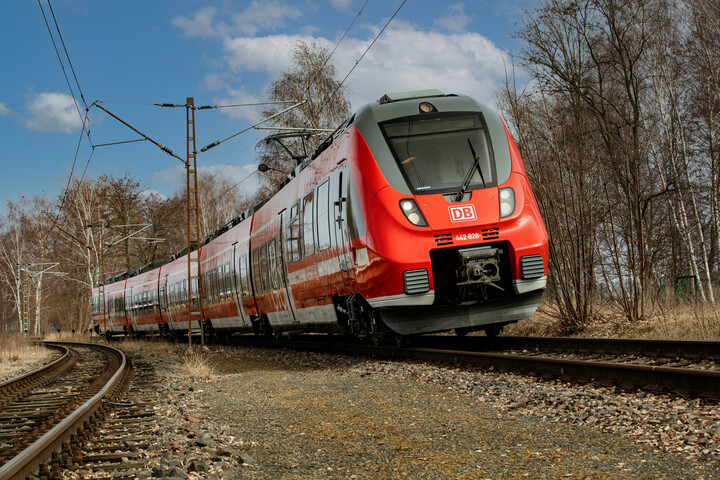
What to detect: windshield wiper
<box><xmin>455</xmin><ymin>138</ymin><xmax>487</xmax><ymax>201</ymax></box>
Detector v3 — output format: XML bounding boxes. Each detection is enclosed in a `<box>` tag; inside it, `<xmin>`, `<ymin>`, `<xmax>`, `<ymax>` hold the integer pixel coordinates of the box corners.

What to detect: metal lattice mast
<box><xmin>99</xmin><ymin>224</ymin><xmax>108</xmax><ymax>336</ymax></box>
<box><xmin>186</xmin><ymin>98</ymin><xmax>204</xmax><ymax>346</ymax></box>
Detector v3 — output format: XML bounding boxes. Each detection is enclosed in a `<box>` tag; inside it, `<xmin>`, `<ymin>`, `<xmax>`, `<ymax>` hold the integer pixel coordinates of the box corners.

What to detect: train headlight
<box><xmin>399</xmin><ymin>199</ymin><xmax>428</xmax><ymax>227</ymax></box>
<box><xmin>499</xmin><ymin>187</ymin><xmax>515</xmax><ymax>218</ymax></box>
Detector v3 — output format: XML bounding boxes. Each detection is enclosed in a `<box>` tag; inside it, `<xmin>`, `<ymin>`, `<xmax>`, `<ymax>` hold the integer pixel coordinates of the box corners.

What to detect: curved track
<box><xmin>229</xmin><ymin>334</ymin><xmax>720</xmax><ymax>399</ymax></box>
<box><xmin>0</xmin><ymin>342</ymin><xmax>127</xmax><ymax>480</ymax></box>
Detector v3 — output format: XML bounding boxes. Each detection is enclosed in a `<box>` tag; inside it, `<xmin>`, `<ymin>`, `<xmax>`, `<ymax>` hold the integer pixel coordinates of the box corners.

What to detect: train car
<box><xmin>198</xmin><ymin>216</ymin><xmax>255</xmax><ymax>335</ymax></box>
<box><xmin>105</xmin><ymin>278</ymin><xmax>131</xmax><ymax>336</ymax></box>
<box><xmin>246</xmin><ymin>89</ymin><xmax>547</xmax><ymax>341</ymax></box>
<box><xmin>90</xmin><ymin>274</ymin><xmax>131</xmax><ymax>338</ymax></box>
<box><xmin>158</xmin><ymin>253</ymin><xmax>199</xmax><ymax>335</ymax></box>
<box><xmin>92</xmin><ymin>90</ymin><xmax>547</xmax><ymax>343</ymax></box>
<box><xmin>125</xmin><ymin>265</ymin><xmax>163</xmax><ymax>335</ymax></box>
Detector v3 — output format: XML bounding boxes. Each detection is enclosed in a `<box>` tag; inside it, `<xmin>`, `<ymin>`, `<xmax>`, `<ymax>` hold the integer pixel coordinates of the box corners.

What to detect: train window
<box><xmin>182</xmin><ymin>279</ymin><xmax>187</xmax><ymax>308</ymax></box>
<box><xmin>381</xmin><ymin>113</ymin><xmax>497</xmax><ymax>195</ymax></box>
<box><xmin>218</xmin><ymin>266</ymin><xmax>224</xmax><ymax>300</ymax></box>
<box><xmin>223</xmin><ymin>264</ymin><xmax>228</xmax><ymax>298</ymax></box>
<box><xmin>211</xmin><ymin>270</ymin><xmax>217</xmax><ymax>302</ymax></box>
<box><xmin>239</xmin><ymin>254</ymin><xmax>250</xmax><ymax>297</ymax></box>
<box><xmin>251</xmin><ymin>248</ymin><xmax>262</xmax><ymax>294</ymax></box>
<box><xmin>287</xmin><ymin>202</ymin><xmax>301</xmax><ymax>263</ymax></box>
<box><xmin>302</xmin><ymin>192</ymin><xmax>315</xmax><ymax>257</ymax></box>
<box><xmin>270</xmin><ymin>238</ymin><xmax>283</xmax><ymax>290</ymax></box>
<box><xmin>232</xmin><ymin>252</ymin><xmax>239</xmax><ymax>294</ymax></box>
<box><xmin>226</xmin><ymin>262</ymin><xmax>233</xmax><ymax>297</ymax></box>
<box><xmin>260</xmin><ymin>243</ymin><xmax>269</xmax><ymax>293</ymax></box>
<box><xmin>202</xmin><ymin>272</ymin><xmax>209</xmax><ymax>304</ymax></box>
<box><xmin>208</xmin><ymin>269</ymin><xmax>215</xmax><ymax>303</ymax></box>
<box><xmin>268</xmin><ymin>239</ymin><xmax>276</xmax><ymax>289</ymax></box>
<box><xmin>191</xmin><ymin>278</ymin><xmax>199</xmax><ymax>307</ymax></box>
<box><xmin>316</xmin><ymin>181</ymin><xmax>331</xmax><ymax>251</ymax></box>
<box><xmin>274</xmin><ymin>236</ymin><xmax>285</xmax><ymax>288</ymax></box>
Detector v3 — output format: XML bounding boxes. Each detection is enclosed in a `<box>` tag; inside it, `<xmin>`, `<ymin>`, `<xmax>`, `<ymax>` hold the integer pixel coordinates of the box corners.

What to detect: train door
<box><xmin>161</xmin><ymin>275</ymin><xmax>173</xmax><ymax>330</ymax></box>
<box><xmin>126</xmin><ymin>286</ymin><xmax>135</xmax><ymax>334</ymax></box>
<box><xmin>332</xmin><ymin>164</ymin><xmax>355</xmax><ymax>289</ymax></box>
<box><xmin>232</xmin><ymin>243</ymin><xmax>251</xmax><ymax>327</ymax></box>
<box><xmin>277</xmin><ymin>212</ymin><xmax>300</xmax><ymax>324</ymax></box>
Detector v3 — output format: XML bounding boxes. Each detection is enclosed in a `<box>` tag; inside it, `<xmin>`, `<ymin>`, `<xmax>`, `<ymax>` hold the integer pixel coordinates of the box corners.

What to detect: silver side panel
<box><xmin>379</xmin><ymin>290</ymin><xmax>544</xmax><ymax>335</ymax></box>
<box><xmin>513</xmin><ymin>277</ymin><xmax>547</xmax><ymax>295</ymax></box>
<box><xmin>366</xmin><ymin>292</ymin><xmax>435</xmax><ymax>308</ymax></box>
<box><xmin>268</xmin><ymin>303</ymin><xmax>336</xmax><ymax>328</ymax></box>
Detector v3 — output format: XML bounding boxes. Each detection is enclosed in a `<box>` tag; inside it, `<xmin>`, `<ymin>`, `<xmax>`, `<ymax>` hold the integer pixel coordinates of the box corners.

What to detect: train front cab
<box><xmin>350</xmin><ymin>91</ymin><xmax>548</xmax><ymax>336</ymax></box>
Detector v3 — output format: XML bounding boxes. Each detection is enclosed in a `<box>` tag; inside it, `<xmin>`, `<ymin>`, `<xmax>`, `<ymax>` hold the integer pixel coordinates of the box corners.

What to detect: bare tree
<box><xmin>257</xmin><ymin>41</ymin><xmax>351</xmax><ymax>192</ymax></box>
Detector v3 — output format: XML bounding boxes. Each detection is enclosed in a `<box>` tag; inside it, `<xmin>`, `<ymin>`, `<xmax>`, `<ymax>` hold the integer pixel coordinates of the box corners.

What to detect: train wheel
<box><xmin>455</xmin><ymin>327</ymin><xmax>470</xmax><ymax>337</ymax></box>
<box><xmin>484</xmin><ymin>325</ymin><xmax>503</xmax><ymax>338</ymax></box>
<box><xmin>203</xmin><ymin>320</ymin><xmax>215</xmax><ymax>344</ymax></box>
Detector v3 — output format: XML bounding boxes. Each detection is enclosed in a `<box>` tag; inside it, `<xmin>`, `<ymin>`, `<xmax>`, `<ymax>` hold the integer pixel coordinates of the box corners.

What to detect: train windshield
<box><xmin>381</xmin><ymin>113</ymin><xmax>497</xmax><ymax>195</ymax></box>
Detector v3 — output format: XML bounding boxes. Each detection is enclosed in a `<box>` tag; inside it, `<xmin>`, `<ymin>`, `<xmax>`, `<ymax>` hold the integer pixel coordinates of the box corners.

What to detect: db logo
<box><xmin>449</xmin><ymin>205</ymin><xmax>477</xmax><ymax>222</ymax></box>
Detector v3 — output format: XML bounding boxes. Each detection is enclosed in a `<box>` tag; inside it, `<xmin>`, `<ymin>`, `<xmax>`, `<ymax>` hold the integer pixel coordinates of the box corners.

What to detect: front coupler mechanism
<box><xmin>457</xmin><ymin>246</ymin><xmax>504</xmax><ymax>291</ymax></box>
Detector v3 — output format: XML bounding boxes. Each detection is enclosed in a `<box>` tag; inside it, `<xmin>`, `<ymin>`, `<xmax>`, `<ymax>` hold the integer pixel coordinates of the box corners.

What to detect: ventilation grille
<box><xmin>482</xmin><ymin>228</ymin><xmax>500</xmax><ymax>241</ymax></box>
<box><xmin>434</xmin><ymin>233</ymin><xmax>453</xmax><ymax>246</ymax></box>
<box><xmin>520</xmin><ymin>255</ymin><xmax>545</xmax><ymax>280</ymax></box>
<box><xmin>404</xmin><ymin>269</ymin><xmax>430</xmax><ymax>294</ymax></box>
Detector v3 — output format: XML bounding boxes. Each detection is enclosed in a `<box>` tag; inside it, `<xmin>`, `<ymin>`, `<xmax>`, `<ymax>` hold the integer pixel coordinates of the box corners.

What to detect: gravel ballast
<box><xmin>152</xmin><ymin>345</ymin><xmax>720</xmax><ymax>479</ymax></box>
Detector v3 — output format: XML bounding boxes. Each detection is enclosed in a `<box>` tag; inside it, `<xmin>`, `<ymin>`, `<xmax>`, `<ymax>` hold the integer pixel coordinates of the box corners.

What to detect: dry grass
<box><xmin>44</xmin><ymin>331</ymin><xmax>93</xmax><ymax>343</ymax></box>
<box><xmin>181</xmin><ymin>353</ymin><xmax>216</xmax><ymax>381</ymax></box>
<box><xmin>508</xmin><ymin>300</ymin><xmax>720</xmax><ymax>340</ymax></box>
<box><xmin>97</xmin><ymin>338</ymin><xmax>216</xmax><ymax>380</ymax></box>
<box><xmin>0</xmin><ymin>334</ymin><xmax>52</xmax><ymax>380</ymax></box>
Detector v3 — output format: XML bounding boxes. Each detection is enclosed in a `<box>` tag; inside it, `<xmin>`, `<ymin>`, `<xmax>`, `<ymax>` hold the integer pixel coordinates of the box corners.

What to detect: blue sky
<box><xmin>1</xmin><ymin>0</ymin><xmax>534</xmax><ymax>212</ymax></box>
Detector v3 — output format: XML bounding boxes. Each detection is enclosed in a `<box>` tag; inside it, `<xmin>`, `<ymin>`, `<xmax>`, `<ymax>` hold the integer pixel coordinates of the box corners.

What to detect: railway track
<box><xmin>229</xmin><ymin>334</ymin><xmax>720</xmax><ymax>399</ymax></box>
<box><xmin>64</xmin><ymin>353</ymin><xmax>161</xmax><ymax>480</ymax></box>
<box><xmin>0</xmin><ymin>342</ymin><xmax>128</xmax><ymax>480</ymax></box>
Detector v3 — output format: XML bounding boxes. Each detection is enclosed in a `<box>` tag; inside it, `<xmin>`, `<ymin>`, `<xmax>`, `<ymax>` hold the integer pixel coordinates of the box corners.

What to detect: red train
<box><xmin>90</xmin><ymin>90</ymin><xmax>548</xmax><ymax>343</ymax></box>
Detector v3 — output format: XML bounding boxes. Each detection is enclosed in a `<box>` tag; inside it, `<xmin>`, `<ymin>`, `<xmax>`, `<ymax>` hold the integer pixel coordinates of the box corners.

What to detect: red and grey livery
<box><xmin>91</xmin><ymin>89</ymin><xmax>548</xmax><ymax>342</ymax></box>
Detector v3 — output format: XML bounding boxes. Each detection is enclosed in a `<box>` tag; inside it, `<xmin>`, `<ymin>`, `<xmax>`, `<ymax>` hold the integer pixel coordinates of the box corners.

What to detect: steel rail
<box><xmin>230</xmin><ymin>336</ymin><xmax>720</xmax><ymax>399</ymax></box>
<box><xmin>0</xmin><ymin>344</ymin><xmax>70</xmax><ymax>397</ymax></box>
<box><xmin>0</xmin><ymin>342</ymin><xmax>128</xmax><ymax>480</ymax></box>
<box><xmin>419</xmin><ymin>336</ymin><xmax>720</xmax><ymax>360</ymax></box>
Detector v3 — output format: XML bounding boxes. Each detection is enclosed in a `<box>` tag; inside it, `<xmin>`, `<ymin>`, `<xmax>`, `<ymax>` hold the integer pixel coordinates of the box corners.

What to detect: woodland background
<box><xmin>2</xmin><ymin>0</ymin><xmax>718</xmax><ymax>336</ymax></box>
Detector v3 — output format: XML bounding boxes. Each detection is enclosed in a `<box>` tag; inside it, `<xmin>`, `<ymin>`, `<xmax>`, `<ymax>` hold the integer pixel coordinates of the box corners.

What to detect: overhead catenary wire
<box><xmin>37</xmin><ymin>0</ymin><xmax>102</xmax><ymax>255</ymax></box>
<box><xmin>37</xmin><ymin>0</ymin><xmax>87</xmax><ymax>130</ymax></box>
<box><xmin>46</xmin><ymin>0</ymin><xmax>88</xmax><ymax>111</ymax></box>
<box><xmin>315</xmin><ymin>0</ymin><xmax>408</xmax><ymax>124</ymax></box>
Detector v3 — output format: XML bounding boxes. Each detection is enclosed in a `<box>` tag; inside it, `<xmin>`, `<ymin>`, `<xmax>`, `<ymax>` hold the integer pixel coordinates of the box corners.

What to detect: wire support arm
<box><xmin>90</xmin><ymin>102</ymin><xmax>185</xmax><ymax>164</ymax></box>
<box><xmin>199</xmin><ymin>100</ymin><xmax>306</xmax><ymax>153</ymax></box>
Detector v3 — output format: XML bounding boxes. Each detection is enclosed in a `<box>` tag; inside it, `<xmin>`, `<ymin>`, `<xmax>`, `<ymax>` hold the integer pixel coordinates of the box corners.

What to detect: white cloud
<box><xmin>223</xmin><ymin>34</ymin><xmax>327</xmax><ymax>75</ymax></box>
<box><xmin>21</xmin><ymin>92</ymin><xmax>84</xmax><ymax>134</ymax></box>
<box><xmin>174</xmin><ymin>2</ymin><xmax>302</xmax><ymax>38</ymax></box>
<box><xmin>0</xmin><ymin>102</ymin><xmax>11</xmax><ymax>116</ymax></box>
<box><xmin>434</xmin><ymin>4</ymin><xmax>472</xmax><ymax>33</ymax></box>
<box><xmin>219</xmin><ymin>21</ymin><xmax>508</xmax><ymax>109</ymax></box>
<box><xmin>202</xmin><ymin>73</ymin><xmax>228</xmax><ymax>91</ymax></box>
<box><xmin>140</xmin><ymin>188</ymin><xmax>168</xmax><ymax>201</ymax></box>
<box><xmin>231</xmin><ymin>1</ymin><xmax>302</xmax><ymax>37</ymax></box>
<box><xmin>212</xmin><ymin>86</ymin><xmax>264</xmax><ymax>123</ymax></box>
<box><xmin>172</xmin><ymin>6</ymin><xmax>221</xmax><ymax>38</ymax></box>
<box><xmin>329</xmin><ymin>0</ymin><xmax>354</xmax><ymax>11</ymax></box>
<box><xmin>152</xmin><ymin>163</ymin><xmax>185</xmax><ymax>183</ymax></box>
